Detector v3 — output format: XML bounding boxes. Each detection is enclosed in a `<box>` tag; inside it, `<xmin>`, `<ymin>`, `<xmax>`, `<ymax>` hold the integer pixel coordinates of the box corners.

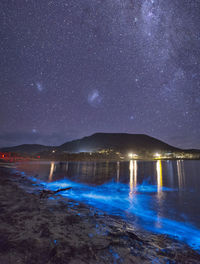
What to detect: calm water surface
<box><xmin>15</xmin><ymin>160</ymin><xmax>200</xmax><ymax>250</ymax></box>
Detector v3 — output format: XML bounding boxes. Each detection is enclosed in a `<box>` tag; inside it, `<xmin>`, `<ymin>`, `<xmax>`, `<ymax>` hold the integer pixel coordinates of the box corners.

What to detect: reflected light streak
<box><xmin>66</xmin><ymin>162</ymin><xmax>68</xmax><ymax>172</ymax></box>
<box><xmin>93</xmin><ymin>162</ymin><xmax>97</xmax><ymax>177</ymax></box>
<box><xmin>49</xmin><ymin>162</ymin><xmax>55</xmax><ymax>182</ymax></box>
<box><xmin>129</xmin><ymin>160</ymin><xmax>137</xmax><ymax>199</ymax></box>
<box><xmin>77</xmin><ymin>162</ymin><xmax>80</xmax><ymax>175</ymax></box>
<box><xmin>105</xmin><ymin>161</ymin><xmax>109</xmax><ymax>179</ymax></box>
<box><xmin>177</xmin><ymin>160</ymin><xmax>185</xmax><ymax>189</ymax></box>
<box><xmin>117</xmin><ymin>161</ymin><xmax>120</xmax><ymax>182</ymax></box>
<box><xmin>156</xmin><ymin>160</ymin><xmax>163</xmax><ymax>193</ymax></box>
<box><xmin>133</xmin><ymin>160</ymin><xmax>137</xmax><ymax>188</ymax></box>
<box><xmin>156</xmin><ymin>160</ymin><xmax>163</xmax><ymax>227</ymax></box>
<box><xmin>166</xmin><ymin>161</ymin><xmax>174</xmax><ymax>188</ymax></box>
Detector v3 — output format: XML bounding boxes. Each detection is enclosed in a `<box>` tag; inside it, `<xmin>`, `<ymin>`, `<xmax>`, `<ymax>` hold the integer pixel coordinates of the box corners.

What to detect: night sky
<box><xmin>0</xmin><ymin>0</ymin><xmax>200</xmax><ymax>148</ymax></box>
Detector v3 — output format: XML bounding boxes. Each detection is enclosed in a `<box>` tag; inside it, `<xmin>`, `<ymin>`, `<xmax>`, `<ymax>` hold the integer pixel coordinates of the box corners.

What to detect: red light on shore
<box><xmin>37</xmin><ymin>156</ymin><xmax>40</xmax><ymax>159</ymax></box>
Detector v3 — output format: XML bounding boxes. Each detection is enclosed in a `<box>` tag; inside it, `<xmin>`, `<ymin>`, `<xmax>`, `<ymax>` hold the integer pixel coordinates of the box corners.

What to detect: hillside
<box><xmin>1</xmin><ymin>144</ymin><xmax>54</xmax><ymax>154</ymax></box>
<box><xmin>58</xmin><ymin>133</ymin><xmax>182</xmax><ymax>153</ymax></box>
<box><xmin>1</xmin><ymin>133</ymin><xmax>184</xmax><ymax>155</ymax></box>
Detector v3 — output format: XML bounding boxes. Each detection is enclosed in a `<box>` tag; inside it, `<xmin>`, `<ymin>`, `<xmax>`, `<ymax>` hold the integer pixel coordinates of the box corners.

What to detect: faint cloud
<box><xmin>87</xmin><ymin>89</ymin><xmax>103</xmax><ymax>108</ymax></box>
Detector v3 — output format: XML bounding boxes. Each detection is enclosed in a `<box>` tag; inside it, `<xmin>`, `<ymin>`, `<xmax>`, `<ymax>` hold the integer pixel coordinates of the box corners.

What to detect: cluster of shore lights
<box><xmin>154</xmin><ymin>153</ymin><xmax>161</xmax><ymax>158</ymax></box>
<box><xmin>128</xmin><ymin>153</ymin><xmax>138</xmax><ymax>159</ymax></box>
<box><xmin>128</xmin><ymin>153</ymin><xmax>162</xmax><ymax>159</ymax></box>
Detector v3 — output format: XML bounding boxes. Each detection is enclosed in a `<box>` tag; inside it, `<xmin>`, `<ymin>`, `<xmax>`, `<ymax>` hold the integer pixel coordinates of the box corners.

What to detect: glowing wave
<box><xmin>26</xmin><ymin>175</ymin><xmax>200</xmax><ymax>251</ymax></box>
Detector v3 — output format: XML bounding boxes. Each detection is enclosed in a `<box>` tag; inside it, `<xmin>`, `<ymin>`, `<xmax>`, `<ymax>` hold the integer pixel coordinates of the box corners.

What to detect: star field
<box><xmin>0</xmin><ymin>0</ymin><xmax>200</xmax><ymax>148</ymax></box>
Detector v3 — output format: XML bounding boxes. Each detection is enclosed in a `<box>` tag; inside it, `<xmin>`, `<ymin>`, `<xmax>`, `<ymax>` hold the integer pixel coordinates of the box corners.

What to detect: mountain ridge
<box><xmin>0</xmin><ymin>132</ymin><xmax>192</xmax><ymax>155</ymax></box>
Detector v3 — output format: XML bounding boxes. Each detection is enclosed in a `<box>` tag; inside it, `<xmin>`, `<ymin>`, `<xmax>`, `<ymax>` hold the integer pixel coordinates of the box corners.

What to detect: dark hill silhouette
<box><xmin>58</xmin><ymin>133</ymin><xmax>181</xmax><ymax>153</ymax></box>
<box><xmin>1</xmin><ymin>144</ymin><xmax>54</xmax><ymax>154</ymax></box>
<box><xmin>2</xmin><ymin>133</ymin><xmax>198</xmax><ymax>155</ymax></box>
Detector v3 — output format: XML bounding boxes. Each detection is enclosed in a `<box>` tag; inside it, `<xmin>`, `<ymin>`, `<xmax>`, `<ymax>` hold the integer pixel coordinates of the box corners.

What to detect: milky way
<box><xmin>0</xmin><ymin>0</ymin><xmax>200</xmax><ymax>148</ymax></box>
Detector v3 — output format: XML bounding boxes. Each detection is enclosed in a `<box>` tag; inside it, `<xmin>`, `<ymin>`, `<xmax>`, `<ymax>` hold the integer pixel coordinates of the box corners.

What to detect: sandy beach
<box><xmin>0</xmin><ymin>164</ymin><xmax>200</xmax><ymax>264</ymax></box>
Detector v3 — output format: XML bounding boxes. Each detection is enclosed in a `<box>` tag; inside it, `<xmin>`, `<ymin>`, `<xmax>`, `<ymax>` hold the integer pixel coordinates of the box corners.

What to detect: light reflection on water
<box><xmin>15</xmin><ymin>160</ymin><xmax>200</xmax><ymax>251</ymax></box>
<box><xmin>129</xmin><ymin>160</ymin><xmax>137</xmax><ymax>199</ymax></box>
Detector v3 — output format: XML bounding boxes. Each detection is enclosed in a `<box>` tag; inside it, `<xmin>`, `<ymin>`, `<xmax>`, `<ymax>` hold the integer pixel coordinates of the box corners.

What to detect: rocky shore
<box><xmin>0</xmin><ymin>165</ymin><xmax>200</xmax><ymax>264</ymax></box>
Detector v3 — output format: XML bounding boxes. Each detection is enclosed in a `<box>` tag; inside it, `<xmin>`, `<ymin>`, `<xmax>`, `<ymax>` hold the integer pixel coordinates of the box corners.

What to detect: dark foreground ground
<box><xmin>0</xmin><ymin>165</ymin><xmax>200</xmax><ymax>264</ymax></box>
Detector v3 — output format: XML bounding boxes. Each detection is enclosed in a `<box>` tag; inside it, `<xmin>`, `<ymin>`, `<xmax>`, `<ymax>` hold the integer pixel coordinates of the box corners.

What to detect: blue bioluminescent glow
<box><xmin>26</xmin><ymin>175</ymin><xmax>200</xmax><ymax>251</ymax></box>
<box><xmin>13</xmin><ymin>159</ymin><xmax>200</xmax><ymax>252</ymax></box>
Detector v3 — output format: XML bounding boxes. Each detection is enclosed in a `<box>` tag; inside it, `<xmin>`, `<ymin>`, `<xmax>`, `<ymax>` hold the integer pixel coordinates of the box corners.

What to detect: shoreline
<box><xmin>0</xmin><ymin>165</ymin><xmax>200</xmax><ymax>263</ymax></box>
<box><xmin>1</xmin><ymin>157</ymin><xmax>200</xmax><ymax>165</ymax></box>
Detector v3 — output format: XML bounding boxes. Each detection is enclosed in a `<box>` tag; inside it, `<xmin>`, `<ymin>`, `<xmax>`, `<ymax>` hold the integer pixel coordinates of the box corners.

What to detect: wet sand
<box><xmin>0</xmin><ymin>165</ymin><xmax>200</xmax><ymax>264</ymax></box>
